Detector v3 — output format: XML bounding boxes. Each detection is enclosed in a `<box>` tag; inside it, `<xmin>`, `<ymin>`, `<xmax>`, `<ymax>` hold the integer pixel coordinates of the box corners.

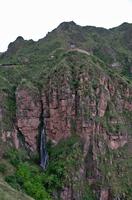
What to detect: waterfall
<box><xmin>40</xmin><ymin>123</ymin><xmax>48</xmax><ymax>169</ymax></box>
<box><xmin>39</xmin><ymin>102</ymin><xmax>48</xmax><ymax>170</ymax></box>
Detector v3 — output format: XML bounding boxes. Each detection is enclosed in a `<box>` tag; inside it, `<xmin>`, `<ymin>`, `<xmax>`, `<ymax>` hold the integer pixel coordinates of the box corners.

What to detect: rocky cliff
<box><xmin>0</xmin><ymin>22</ymin><xmax>132</xmax><ymax>200</ymax></box>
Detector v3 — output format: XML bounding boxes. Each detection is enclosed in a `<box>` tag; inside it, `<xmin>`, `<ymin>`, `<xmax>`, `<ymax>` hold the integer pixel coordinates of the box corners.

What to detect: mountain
<box><xmin>0</xmin><ymin>21</ymin><xmax>132</xmax><ymax>200</ymax></box>
<box><xmin>1</xmin><ymin>21</ymin><xmax>132</xmax><ymax>77</ymax></box>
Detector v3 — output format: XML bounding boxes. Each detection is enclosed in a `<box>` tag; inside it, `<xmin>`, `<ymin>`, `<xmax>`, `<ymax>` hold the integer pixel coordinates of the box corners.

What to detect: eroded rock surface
<box><xmin>15</xmin><ymin>82</ymin><xmax>41</xmax><ymax>151</ymax></box>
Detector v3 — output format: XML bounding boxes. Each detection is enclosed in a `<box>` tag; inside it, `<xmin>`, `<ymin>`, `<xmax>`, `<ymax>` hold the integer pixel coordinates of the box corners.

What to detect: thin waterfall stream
<box><xmin>39</xmin><ymin>102</ymin><xmax>48</xmax><ymax>170</ymax></box>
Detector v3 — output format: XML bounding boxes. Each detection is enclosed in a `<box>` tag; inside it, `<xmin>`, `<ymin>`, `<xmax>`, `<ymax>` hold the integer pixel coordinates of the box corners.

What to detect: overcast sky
<box><xmin>0</xmin><ymin>0</ymin><xmax>132</xmax><ymax>52</ymax></box>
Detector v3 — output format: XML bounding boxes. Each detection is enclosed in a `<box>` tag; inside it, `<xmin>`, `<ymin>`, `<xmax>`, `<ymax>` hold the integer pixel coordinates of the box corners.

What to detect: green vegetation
<box><xmin>97</xmin><ymin>142</ymin><xmax>132</xmax><ymax>199</ymax></box>
<box><xmin>4</xmin><ymin>136</ymin><xmax>94</xmax><ymax>200</ymax></box>
<box><xmin>0</xmin><ymin>178</ymin><xmax>34</xmax><ymax>200</ymax></box>
<box><xmin>0</xmin><ymin>163</ymin><xmax>7</xmax><ymax>174</ymax></box>
<box><xmin>1</xmin><ymin>22</ymin><xmax>132</xmax><ymax>80</ymax></box>
<box><xmin>83</xmin><ymin>187</ymin><xmax>96</xmax><ymax>200</ymax></box>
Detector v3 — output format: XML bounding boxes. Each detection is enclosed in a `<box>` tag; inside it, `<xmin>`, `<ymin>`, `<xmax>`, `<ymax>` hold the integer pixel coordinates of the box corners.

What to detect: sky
<box><xmin>0</xmin><ymin>0</ymin><xmax>132</xmax><ymax>52</ymax></box>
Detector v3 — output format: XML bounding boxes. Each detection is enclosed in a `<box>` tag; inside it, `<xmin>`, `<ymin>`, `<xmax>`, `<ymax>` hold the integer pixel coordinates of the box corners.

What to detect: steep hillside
<box><xmin>0</xmin><ymin>22</ymin><xmax>132</xmax><ymax>200</ymax></box>
<box><xmin>0</xmin><ymin>178</ymin><xmax>34</xmax><ymax>200</ymax></box>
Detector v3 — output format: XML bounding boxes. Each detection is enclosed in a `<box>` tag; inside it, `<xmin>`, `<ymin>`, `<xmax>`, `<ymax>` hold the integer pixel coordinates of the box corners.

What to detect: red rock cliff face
<box><xmin>41</xmin><ymin>69</ymin><xmax>131</xmax><ymax>152</ymax></box>
<box><xmin>15</xmin><ymin>82</ymin><xmax>41</xmax><ymax>151</ymax></box>
<box><xmin>14</xmin><ymin>64</ymin><xmax>132</xmax><ymax>155</ymax></box>
<box><xmin>0</xmin><ymin>92</ymin><xmax>7</xmax><ymax>132</ymax></box>
<box><xmin>42</xmin><ymin>80</ymin><xmax>76</xmax><ymax>143</ymax></box>
<box><xmin>39</xmin><ymin>62</ymin><xmax>132</xmax><ymax>200</ymax></box>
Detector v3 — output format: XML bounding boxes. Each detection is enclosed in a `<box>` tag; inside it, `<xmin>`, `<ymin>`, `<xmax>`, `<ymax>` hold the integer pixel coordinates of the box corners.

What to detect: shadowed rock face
<box><xmin>6</xmin><ymin>36</ymin><xmax>25</xmax><ymax>57</ymax></box>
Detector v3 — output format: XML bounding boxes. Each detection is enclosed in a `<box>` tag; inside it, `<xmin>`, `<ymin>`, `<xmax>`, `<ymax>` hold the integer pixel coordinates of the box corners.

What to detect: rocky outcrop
<box><xmin>0</xmin><ymin>91</ymin><xmax>7</xmax><ymax>132</ymax></box>
<box><xmin>38</xmin><ymin>60</ymin><xmax>131</xmax><ymax>199</ymax></box>
<box><xmin>15</xmin><ymin>81</ymin><xmax>41</xmax><ymax>151</ymax></box>
<box><xmin>41</xmin><ymin>71</ymin><xmax>131</xmax><ymax>152</ymax></box>
<box><xmin>108</xmin><ymin>135</ymin><xmax>127</xmax><ymax>150</ymax></box>
<box><xmin>12</xmin><ymin>62</ymin><xmax>132</xmax><ymax>156</ymax></box>
<box><xmin>60</xmin><ymin>187</ymin><xmax>72</xmax><ymax>200</ymax></box>
<box><xmin>98</xmin><ymin>88</ymin><xmax>110</xmax><ymax>117</ymax></box>
<box><xmin>42</xmin><ymin>86</ymin><xmax>75</xmax><ymax>143</ymax></box>
<box><xmin>100</xmin><ymin>189</ymin><xmax>110</xmax><ymax>200</ymax></box>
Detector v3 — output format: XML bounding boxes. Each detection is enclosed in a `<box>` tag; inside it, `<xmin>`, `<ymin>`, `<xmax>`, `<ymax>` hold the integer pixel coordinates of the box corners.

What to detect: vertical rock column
<box><xmin>15</xmin><ymin>82</ymin><xmax>41</xmax><ymax>152</ymax></box>
<box><xmin>42</xmin><ymin>78</ymin><xmax>75</xmax><ymax>142</ymax></box>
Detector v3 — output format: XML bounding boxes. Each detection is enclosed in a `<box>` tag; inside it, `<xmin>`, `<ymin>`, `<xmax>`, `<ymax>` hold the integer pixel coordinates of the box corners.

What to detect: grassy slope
<box><xmin>0</xmin><ymin>178</ymin><xmax>34</xmax><ymax>200</ymax></box>
<box><xmin>0</xmin><ymin>22</ymin><xmax>132</xmax><ymax>78</ymax></box>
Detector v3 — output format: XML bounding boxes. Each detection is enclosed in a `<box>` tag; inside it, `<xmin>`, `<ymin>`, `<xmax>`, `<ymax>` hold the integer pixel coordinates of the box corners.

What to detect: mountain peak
<box><xmin>15</xmin><ymin>36</ymin><xmax>24</xmax><ymax>42</ymax></box>
<box><xmin>56</xmin><ymin>21</ymin><xmax>77</xmax><ymax>31</ymax></box>
<box><xmin>111</xmin><ymin>22</ymin><xmax>132</xmax><ymax>31</ymax></box>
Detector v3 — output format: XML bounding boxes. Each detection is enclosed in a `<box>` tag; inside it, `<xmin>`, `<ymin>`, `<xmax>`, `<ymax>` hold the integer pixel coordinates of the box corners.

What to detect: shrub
<box><xmin>0</xmin><ymin>163</ymin><xmax>6</xmax><ymax>173</ymax></box>
<box><xmin>5</xmin><ymin>175</ymin><xmax>20</xmax><ymax>189</ymax></box>
<box><xmin>83</xmin><ymin>186</ymin><xmax>96</xmax><ymax>200</ymax></box>
<box><xmin>4</xmin><ymin>149</ymin><xmax>28</xmax><ymax>167</ymax></box>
